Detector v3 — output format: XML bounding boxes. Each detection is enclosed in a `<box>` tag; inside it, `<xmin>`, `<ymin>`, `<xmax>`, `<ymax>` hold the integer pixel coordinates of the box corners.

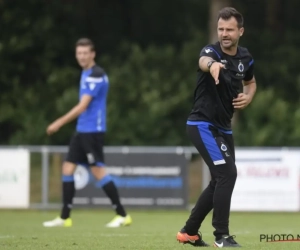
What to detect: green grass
<box><xmin>0</xmin><ymin>210</ymin><xmax>300</xmax><ymax>249</ymax></box>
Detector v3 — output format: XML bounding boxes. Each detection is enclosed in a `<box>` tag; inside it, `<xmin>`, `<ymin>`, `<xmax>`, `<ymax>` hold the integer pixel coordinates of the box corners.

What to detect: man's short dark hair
<box><xmin>75</xmin><ymin>38</ymin><xmax>95</xmax><ymax>51</ymax></box>
<box><xmin>218</xmin><ymin>7</ymin><xmax>244</xmax><ymax>28</ymax></box>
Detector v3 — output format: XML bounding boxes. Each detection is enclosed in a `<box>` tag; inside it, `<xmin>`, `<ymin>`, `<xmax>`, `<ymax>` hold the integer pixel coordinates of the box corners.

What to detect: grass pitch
<box><xmin>0</xmin><ymin>210</ymin><xmax>300</xmax><ymax>249</ymax></box>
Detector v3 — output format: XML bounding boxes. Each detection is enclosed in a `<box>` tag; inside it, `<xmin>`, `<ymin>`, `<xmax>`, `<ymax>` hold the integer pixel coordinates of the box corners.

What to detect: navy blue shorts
<box><xmin>66</xmin><ymin>132</ymin><xmax>105</xmax><ymax>167</ymax></box>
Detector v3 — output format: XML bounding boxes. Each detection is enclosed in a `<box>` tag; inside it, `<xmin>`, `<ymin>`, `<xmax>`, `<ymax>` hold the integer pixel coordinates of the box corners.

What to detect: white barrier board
<box><xmin>231</xmin><ymin>149</ymin><xmax>300</xmax><ymax>211</ymax></box>
<box><xmin>0</xmin><ymin>149</ymin><xmax>30</xmax><ymax>208</ymax></box>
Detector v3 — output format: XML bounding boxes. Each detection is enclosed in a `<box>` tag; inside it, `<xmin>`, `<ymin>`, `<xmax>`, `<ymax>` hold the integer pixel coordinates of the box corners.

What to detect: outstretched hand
<box><xmin>209</xmin><ymin>62</ymin><xmax>225</xmax><ymax>84</ymax></box>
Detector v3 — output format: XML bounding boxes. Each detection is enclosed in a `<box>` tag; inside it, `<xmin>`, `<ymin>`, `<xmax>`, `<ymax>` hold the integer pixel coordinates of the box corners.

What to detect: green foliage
<box><xmin>1</xmin><ymin>0</ymin><xmax>300</xmax><ymax>146</ymax></box>
<box><xmin>234</xmin><ymin>89</ymin><xmax>292</xmax><ymax>146</ymax></box>
<box><xmin>103</xmin><ymin>32</ymin><xmax>206</xmax><ymax>145</ymax></box>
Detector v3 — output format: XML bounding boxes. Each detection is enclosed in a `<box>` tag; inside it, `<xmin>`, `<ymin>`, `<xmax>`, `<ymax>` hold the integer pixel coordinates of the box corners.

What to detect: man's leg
<box><xmin>179</xmin><ymin>124</ymin><xmax>218</xmax><ymax>235</ymax></box>
<box><xmin>83</xmin><ymin>132</ymin><xmax>132</xmax><ymax>228</ymax></box>
<box><xmin>186</xmin><ymin>125</ymin><xmax>240</xmax><ymax>247</ymax></box>
<box><xmin>43</xmin><ymin>133</ymin><xmax>84</xmax><ymax>228</ymax></box>
<box><xmin>177</xmin><ymin>123</ymin><xmax>219</xmax><ymax>247</ymax></box>
<box><xmin>177</xmin><ymin>123</ymin><xmax>239</xmax><ymax>247</ymax></box>
<box><xmin>90</xmin><ymin>165</ymin><xmax>132</xmax><ymax>228</ymax></box>
<box><xmin>60</xmin><ymin>162</ymin><xmax>77</xmax><ymax>220</ymax></box>
<box><xmin>212</xmin><ymin>132</ymin><xmax>241</xmax><ymax>247</ymax></box>
<box><xmin>91</xmin><ymin>166</ymin><xmax>128</xmax><ymax>219</ymax></box>
<box><xmin>183</xmin><ymin>179</ymin><xmax>216</xmax><ymax>235</ymax></box>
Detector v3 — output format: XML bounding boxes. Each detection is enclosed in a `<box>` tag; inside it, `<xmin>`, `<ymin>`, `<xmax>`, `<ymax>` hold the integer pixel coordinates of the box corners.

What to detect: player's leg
<box><xmin>60</xmin><ymin>161</ymin><xmax>77</xmax><ymax>221</ymax></box>
<box><xmin>176</xmin><ymin>123</ymin><xmax>217</xmax><ymax>247</ymax></box>
<box><xmin>43</xmin><ymin>133</ymin><xmax>84</xmax><ymax>227</ymax></box>
<box><xmin>186</xmin><ymin>124</ymin><xmax>239</xmax><ymax>247</ymax></box>
<box><xmin>182</xmin><ymin>125</ymin><xmax>219</xmax><ymax>234</ymax></box>
<box><xmin>90</xmin><ymin>166</ymin><xmax>131</xmax><ymax>227</ymax></box>
<box><xmin>83</xmin><ymin>132</ymin><xmax>132</xmax><ymax>228</ymax></box>
<box><xmin>212</xmin><ymin>132</ymin><xmax>240</xmax><ymax>247</ymax></box>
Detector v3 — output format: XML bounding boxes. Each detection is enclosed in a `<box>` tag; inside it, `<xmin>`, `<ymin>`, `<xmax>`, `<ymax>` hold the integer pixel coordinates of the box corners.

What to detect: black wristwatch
<box><xmin>207</xmin><ymin>60</ymin><xmax>217</xmax><ymax>69</ymax></box>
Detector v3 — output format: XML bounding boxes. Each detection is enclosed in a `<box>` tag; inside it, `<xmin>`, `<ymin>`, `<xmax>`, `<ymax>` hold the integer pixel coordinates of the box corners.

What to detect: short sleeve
<box><xmin>82</xmin><ymin>75</ymin><xmax>104</xmax><ymax>97</ymax></box>
<box><xmin>244</xmin><ymin>59</ymin><xmax>254</xmax><ymax>81</ymax></box>
<box><xmin>199</xmin><ymin>46</ymin><xmax>221</xmax><ymax>61</ymax></box>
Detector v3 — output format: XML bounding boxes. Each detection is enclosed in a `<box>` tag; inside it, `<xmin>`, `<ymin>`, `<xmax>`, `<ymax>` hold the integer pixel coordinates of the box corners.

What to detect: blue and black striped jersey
<box><xmin>77</xmin><ymin>65</ymin><xmax>109</xmax><ymax>133</ymax></box>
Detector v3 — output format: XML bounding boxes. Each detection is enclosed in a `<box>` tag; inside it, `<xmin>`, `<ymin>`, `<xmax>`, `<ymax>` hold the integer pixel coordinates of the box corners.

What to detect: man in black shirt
<box><xmin>176</xmin><ymin>7</ymin><xmax>256</xmax><ymax>248</ymax></box>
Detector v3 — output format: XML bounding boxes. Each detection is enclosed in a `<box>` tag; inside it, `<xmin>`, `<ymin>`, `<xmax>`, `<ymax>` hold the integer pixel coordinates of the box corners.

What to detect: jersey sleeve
<box><xmin>199</xmin><ymin>46</ymin><xmax>221</xmax><ymax>61</ymax></box>
<box><xmin>244</xmin><ymin>59</ymin><xmax>254</xmax><ymax>81</ymax></box>
<box><xmin>82</xmin><ymin>73</ymin><xmax>105</xmax><ymax>97</ymax></box>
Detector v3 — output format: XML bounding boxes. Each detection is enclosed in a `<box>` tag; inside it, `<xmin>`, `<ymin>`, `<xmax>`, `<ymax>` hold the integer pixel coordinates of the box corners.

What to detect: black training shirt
<box><xmin>188</xmin><ymin>42</ymin><xmax>254</xmax><ymax>130</ymax></box>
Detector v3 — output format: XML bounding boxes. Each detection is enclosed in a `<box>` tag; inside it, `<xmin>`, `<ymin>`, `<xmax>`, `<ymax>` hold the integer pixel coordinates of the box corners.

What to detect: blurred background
<box><xmin>1</xmin><ymin>0</ymin><xmax>300</xmax><ymax>210</ymax></box>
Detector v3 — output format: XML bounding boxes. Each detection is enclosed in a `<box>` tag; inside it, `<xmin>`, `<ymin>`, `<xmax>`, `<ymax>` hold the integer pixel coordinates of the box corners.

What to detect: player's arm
<box><xmin>56</xmin><ymin>95</ymin><xmax>92</xmax><ymax>125</ymax></box>
<box><xmin>233</xmin><ymin>61</ymin><xmax>256</xmax><ymax>109</ymax></box>
<box><xmin>243</xmin><ymin>76</ymin><xmax>257</xmax><ymax>102</ymax></box>
<box><xmin>199</xmin><ymin>47</ymin><xmax>224</xmax><ymax>84</ymax></box>
<box><xmin>46</xmin><ymin>95</ymin><xmax>92</xmax><ymax>135</ymax></box>
<box><xmin>199</xmin><ymin>56</ymin><xmax>217</xmax><ymax>72</ymax></box>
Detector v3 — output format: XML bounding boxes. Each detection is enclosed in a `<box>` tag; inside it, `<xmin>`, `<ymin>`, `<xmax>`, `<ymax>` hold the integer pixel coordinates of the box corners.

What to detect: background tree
<box><xmin>1</xmin><ymin>0</ymin><xmax>300</xmax><ymax>147</ymax></box>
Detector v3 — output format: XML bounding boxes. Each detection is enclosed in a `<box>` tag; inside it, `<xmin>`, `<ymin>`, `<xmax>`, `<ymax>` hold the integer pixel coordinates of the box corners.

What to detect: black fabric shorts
<box><xmin>186</xmin><ymin>122</ymin><xmax>237</xmax><ymax>184</ymax></box>
<box><xmin>65</xmin><ymin>132</ymin><xmax>105</xmax><ymax>166</ymax></box>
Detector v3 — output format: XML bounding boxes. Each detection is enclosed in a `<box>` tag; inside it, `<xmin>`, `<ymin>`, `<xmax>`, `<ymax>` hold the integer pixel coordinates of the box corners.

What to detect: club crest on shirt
<box><xmin>238</xmin><ymin>61</ymin><xmax>244</xmax><ymax>72</ymax></box>
<box><xmin>89</xmin><ymin>83</ymin><xmax>96</xmax><ymax>90</ymax></box>
<box><xmin>220</xmin><ymin>143</ymin><xmax>227</xmax><ymax>151</ymax></box>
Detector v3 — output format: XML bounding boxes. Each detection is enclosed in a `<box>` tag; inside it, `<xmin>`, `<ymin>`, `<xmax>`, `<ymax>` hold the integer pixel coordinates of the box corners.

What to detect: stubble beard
<box><xmin>220</xmin><ymin>39</ymin><xmax>239</xmax><ymax>51</ymax></box>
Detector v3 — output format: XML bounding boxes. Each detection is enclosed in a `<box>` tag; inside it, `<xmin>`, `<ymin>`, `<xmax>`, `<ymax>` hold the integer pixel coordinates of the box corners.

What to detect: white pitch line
<box><xmin>0</xmin><ymin>235</ymin><xmax>14</xmax><ymax>239</ymax></box>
